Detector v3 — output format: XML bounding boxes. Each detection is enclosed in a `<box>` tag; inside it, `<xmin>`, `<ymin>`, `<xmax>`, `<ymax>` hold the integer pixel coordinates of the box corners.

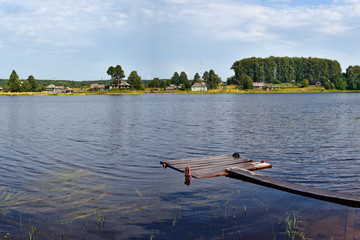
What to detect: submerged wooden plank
<box><xmin>345</xmin><ymin>209</ymin><xmax>355</xmax><ymax>240</ymax></box>
<box><xmin>194</xmin><ymin>171</ymin><xmax>229</xmax><ymax>179</ymax></box>
<box><xmin>226</xmin><ymin>167</ymin><xmax>360</xmax><ymax>208</ymax></box>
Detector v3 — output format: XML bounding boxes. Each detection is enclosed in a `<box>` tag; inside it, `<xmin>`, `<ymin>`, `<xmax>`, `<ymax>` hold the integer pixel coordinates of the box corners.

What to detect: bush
<box><xmin>299</xmin><ymin>79</ymin><xmax>309</xmax><ymax>88</ymax></box>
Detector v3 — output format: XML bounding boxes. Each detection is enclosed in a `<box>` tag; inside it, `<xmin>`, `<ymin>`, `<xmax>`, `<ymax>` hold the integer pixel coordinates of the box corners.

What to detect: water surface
<box><xmin>0</xmin><ymin>93</ymin><xmax>359</xmax><ymax>239</ymax></box>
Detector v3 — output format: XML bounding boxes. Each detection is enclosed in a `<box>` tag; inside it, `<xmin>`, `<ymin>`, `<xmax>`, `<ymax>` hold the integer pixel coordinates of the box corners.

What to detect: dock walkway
<box><xmin>160</xmin><ymin>154</ymin><xmax>271</xmax><ymax>179</ymax></box>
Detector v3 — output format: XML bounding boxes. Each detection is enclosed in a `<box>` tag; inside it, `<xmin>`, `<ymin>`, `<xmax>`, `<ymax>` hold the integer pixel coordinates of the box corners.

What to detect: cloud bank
<box><xmin>0</xmin><ymin>0</ymin><xmax>359</xmax><ymax>80</ymax></box>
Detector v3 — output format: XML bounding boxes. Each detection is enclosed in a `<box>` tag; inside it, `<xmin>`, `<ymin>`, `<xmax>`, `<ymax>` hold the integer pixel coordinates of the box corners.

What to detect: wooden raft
<box><xmin>226</xmin><ymin>167</ymin><xmax>360</xmax><ymax>208</ymax></box>
<box><xmin>160</xmin><ymin>155</ymin><xmax>272</xmax><ymax>179</ymax></box>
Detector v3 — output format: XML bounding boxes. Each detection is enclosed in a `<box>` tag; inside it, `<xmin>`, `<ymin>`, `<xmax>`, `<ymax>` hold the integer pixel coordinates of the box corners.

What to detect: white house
<box><xmin>191</xmin><ymin>82</ymin><xmax>207</xmax><ymax>91</ymax></box>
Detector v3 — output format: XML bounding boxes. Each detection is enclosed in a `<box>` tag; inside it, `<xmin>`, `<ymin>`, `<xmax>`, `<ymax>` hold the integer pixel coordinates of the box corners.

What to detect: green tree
<box><xmin>238</xmin><ymin>74</ymin><xmax>253</xmax><ymax>89</ymax></box>
<box><xmin>20</xmin><ymin>80</ymin><xmax>31</xmax><ymax>92</ymax></box>
<box><xmin>170</xmin><ymin>72</ymin><xmax>180</xmax><ymax>85</ymax></box>
<box><xmin>9</xmin><ymin>70</ymin><xmax>21</xmax><ymax>92</ymax></box>
<box><xmin>107</xmin><ymin>65</ymin><xmax>125</xmax><ymax>85</ymax></box>
<box><xmin>194</xmin><ymin>73</ymin><xmax>201</xmax><ymax>82</ymax></box>
<box><xmin>148</xmin><ymin>77</ymin><xmax>160</xmax><ymax>88</ymax></box>
<box><xmin>300</xmin><ymin>79</ymin><xmax>309</xmax><ymax>88</ymax></box>
<box><xmin>333</xmin><ymin>74</ymin><xmax>347</xmax><ymax>90</ymax></box>
<box><xmin>179</xmin><ymin>71</ymin><xmax>191</xmax><ymax>89</ymax></box>
<box><xmin>202</xmin><ymin>71</ymin><xmax>209</xmax><ymax>82</ymax></box>
<box><xmin>160</xmin><ymin>80</ymin><xmax>170</xmax><ymax>89</ymax></box>
<box><xmin>346</xmin><ymin>66</ymin><xmax>360</xmax><ymax>90</ymax></box>
<box><xmin>206</xmin><ymin>70</ymin><xmax>221</xmax><ymax>89</ymax></box>
<box><xmin>27</xmin><ymin>75</ymin><xmax>37</xmax><ymax>92</ymax></box>
<box><xmin>128</xmin><ymin>71</ymin><xmax>143</xmax><ymax>90</ymax></box>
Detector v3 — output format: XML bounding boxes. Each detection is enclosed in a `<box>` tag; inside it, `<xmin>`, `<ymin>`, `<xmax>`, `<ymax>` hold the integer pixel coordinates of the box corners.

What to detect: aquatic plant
<box><xmin>281</xmin><ymin>211</ymin><xmax>306</xmax><ymax>240</ymax></box>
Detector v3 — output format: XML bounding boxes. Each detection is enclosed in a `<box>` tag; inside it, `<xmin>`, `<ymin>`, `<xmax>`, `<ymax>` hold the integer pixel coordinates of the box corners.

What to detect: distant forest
<box><xmin>228</xmin><ymin>56</ymin><xmax>360</xmax><ymax>90</ymax></box>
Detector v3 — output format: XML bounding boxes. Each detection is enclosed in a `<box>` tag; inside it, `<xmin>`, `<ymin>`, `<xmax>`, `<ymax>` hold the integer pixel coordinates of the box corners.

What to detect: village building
<box><xmin>166</xmin><ymin>84</ymin><xmax>182</xmax><ymax>91</ymax></box>
<box><xmin>109</xmin><ymin>80</ymin><xmax>131</xmax><ymax>90</ymax></box>
<box><xmin>0</xmin><ymin>87</ymin><xmax>3</xmax><ymax>92</ymax></box>
<box><xmin>253</xmin><ymin>82</ymin><xmax>266</xmax><ymax>89</ymax></box>
<box><xmin>191</xmin><ymin>82</ymin><xmax>207</xmax><ymax>91</ymax></box>
<box><xmin>90</xmin><ymin>83</ymin><xmax>106</xmax><ymax>91</ymax></box>
<box><xmin>45</xmin><ymin>84</ymin><xmax>73</xmax><ymax>93</ymax></box>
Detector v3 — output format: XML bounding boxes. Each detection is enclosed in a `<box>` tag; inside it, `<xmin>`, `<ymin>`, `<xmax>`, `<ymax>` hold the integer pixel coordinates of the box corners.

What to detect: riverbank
<box><xmin>0</xmin><ymin>85</ymin><xmax>359</xmax><ymax>95</ymax></box>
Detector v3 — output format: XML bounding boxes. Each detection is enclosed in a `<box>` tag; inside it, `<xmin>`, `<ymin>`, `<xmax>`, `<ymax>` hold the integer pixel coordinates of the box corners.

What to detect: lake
<box><xmin>0</xmin><ymin>93</ymin><xmax>360</xmax><ymax>239</ymax></box>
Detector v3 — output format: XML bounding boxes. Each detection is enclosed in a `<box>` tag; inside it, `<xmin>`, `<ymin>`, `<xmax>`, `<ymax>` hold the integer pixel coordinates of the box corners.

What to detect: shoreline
<box><xmin>0</xmin><ymin>86</ymin><xmax>359</xmax><ymax>96</ymax></box>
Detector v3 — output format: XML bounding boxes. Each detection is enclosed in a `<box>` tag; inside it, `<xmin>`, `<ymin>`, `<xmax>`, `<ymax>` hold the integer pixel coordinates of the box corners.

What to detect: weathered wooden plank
<box><xmin>190</xmin><ymin>162</ymin><xmax>271</xmax><ymax>179</ymax></box>
<box><xmin>193</xmin><ymin>171</ymin><xmax>229</xmax><ymax>179</ymax></box>
<box><xmin>166</xmin><ymin>157</ymin><xmax>252</xmax><ymax>168</ymax></box>
<box><xmin>167</xmin><ymin>158</ymin><xmax>253</xmax><ymax>171</ymax></box>
<box><xmin>161</xmin><ymin>155</ymin><xmax>232</xmax><ymax>165</ymax></box>
<box><xmin>226</xmin><ymin>167</ymin><xmax>360</xmax><ymax>208</ymax></box>
<box><xmin>345</xmin><ymin>209</ymin><xmax>355</xmax><ymax>240</ymax></box>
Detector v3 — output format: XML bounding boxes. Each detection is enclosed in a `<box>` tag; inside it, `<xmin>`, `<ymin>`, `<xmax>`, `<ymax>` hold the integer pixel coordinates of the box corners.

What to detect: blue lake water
<box><xmin>0</xmin><ymin>93</ymin><xmax>360</xmax><ymax>239</ymax></box>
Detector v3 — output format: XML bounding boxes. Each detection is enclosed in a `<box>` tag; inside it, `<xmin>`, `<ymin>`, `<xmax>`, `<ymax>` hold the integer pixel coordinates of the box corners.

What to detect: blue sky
<box><xmin>0</xmin><ymin>0</ymin><xmax>359</xmax><ymax>81</ymax></box>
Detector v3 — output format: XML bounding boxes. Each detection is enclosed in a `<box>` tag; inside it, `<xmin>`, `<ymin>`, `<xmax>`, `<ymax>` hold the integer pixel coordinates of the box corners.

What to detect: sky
<box><xmin>0</xmin><ymin>0</ymin><xmax>360</xmax><ymax>81</ymax></box>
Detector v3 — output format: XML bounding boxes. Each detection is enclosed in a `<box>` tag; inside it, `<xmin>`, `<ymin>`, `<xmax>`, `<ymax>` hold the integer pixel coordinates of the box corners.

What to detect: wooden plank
<box><xmin>226</xmin><ymin>167</ymin><xmax>360</xmax><ymax>208</ymax></box>
<box><xmin>161</xmin><ymin>155</ymin><xmax>232</xmax><ymax>165</ymax></box>
<box><xmin>190</xmin><ymin>162</ymin><xmax>271</xmax><ymax>179</ymax></box>
<box><xmin>193</xmin><ymin>171</ymin><xmax>229</xmax><ymax>179</ymax></box>
<box><xmin>167</xmin><ymin>158</ymin><xmax>253</xmax><ymax>171</ymax></box>
<box><xmin>345</xmin><ymin>209</ymin><xmax>355</xmax><ymax>240</ymax></box>
<box><xmin>166</xmin><ymin>157</ymin><xmax>252</xmax><ymax>168</ymax></box>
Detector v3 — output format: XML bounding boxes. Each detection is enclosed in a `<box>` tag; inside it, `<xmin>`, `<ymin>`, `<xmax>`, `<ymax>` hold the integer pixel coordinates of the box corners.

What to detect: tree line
<box><xmin>107</xmin><ymin>65</ymin><xmax>221</xmax><ymax>90</ymax></box>
<box><xmin>228</xmin><ymin>56</ymin><xmax>360</xmax><ymax>90</ymax></box>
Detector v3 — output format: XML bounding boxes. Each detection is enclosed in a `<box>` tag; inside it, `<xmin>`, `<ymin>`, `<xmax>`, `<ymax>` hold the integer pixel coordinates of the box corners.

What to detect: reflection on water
<box><xmin>0</xmin><ymin>93</ymin><xmax>359</xmax><ymax>239</ymax></box>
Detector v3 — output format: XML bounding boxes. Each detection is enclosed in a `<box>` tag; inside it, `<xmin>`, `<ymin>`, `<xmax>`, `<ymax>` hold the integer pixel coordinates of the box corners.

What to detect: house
<box><xmin>166</xmin><ymin>84</ymin><xmax>182</xmax><ymax>91</ymax></box>
<box><xmin>109</xmin><ymin>80</ymin><xmax>131</xmax><ymax>90</ymax></box>
<box><xmin>45</xmin><ymin>84</ymin><xmax>56</xmax><ymax>91</ymax></box>
<box><xmin>45</xmin><ymin>84</ymin><xmax>65</xmax><ymax>93</ymax></box>
<box><xmin>0</xmin><ymin>87</ymin><xmax>3</xmax><ymax>92</ymax></box>
<box><xmin>90</xmin><ymin>83</ymin><xmax>106</xmax><ymax>90</ymax></box>
<box><xmin>191</xmin><ymin>82</ymin><xmax>207</xmax><ymax>91</ymax></box>
<box><xmin>65</xmin><ymin>87</ymin><xmax>74</xmax><ymax>93</ymax></box>
<box><xmin>253</xmin><ymin>82</ymin><xmax>266</xmax><ymax>89</ymax></box>
<box><xmin>45</xmin><ymin>84</ymin><xmax>72</xmax><ymax>93</ymax></box>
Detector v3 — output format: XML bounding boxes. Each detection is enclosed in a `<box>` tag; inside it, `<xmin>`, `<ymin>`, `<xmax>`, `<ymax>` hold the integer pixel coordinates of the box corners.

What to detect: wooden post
<box><xmin>185</xmin><ymin>166</ymin><xmax>192</xmax><ymax>185</ymax></box>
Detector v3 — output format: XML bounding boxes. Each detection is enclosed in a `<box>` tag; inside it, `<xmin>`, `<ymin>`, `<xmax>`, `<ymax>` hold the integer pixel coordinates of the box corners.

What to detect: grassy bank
<box><xmin>0</xmin><ymin>85</ymin><xmax>359</xmax><ymax>96</ymax></box>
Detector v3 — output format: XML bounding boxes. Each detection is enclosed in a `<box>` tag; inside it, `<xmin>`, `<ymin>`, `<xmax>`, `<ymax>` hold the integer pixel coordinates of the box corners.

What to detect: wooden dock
<box><xmin>160</xmin><ymin>154</ymin><xmax>272</xmax><ymax>179</ymax></box>
<box><xmin>226</xmin><ymin>167</ymin><xmax>360</xmax><ymax>208</ymax></box>
<box><xmin>161</xmin><ymin>154</ymin><xmax>360</xmax><ymax>207</ymax></box>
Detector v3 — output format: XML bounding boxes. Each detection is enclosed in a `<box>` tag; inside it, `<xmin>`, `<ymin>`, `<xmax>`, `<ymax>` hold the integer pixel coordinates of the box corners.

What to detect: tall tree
<box><xmin>202</xmin><ymin>71</ymin><xmax>209</xmax><ymax>82</ymax></box>
<box><xmin>207</xmin><ymin>70</ymin><xmax>221</xmax><ymax>89</ymax></box>
<box><xmin>9</xmin><ymin>70</ymin><xmax>21</xmax><ymax>92</ymax></box>
<box><xmin>170</xmin><ymin>72</ymin><xmax>180</xmax><ymax>85</ymax></box>
<box><xmin>107</xmin><ymin>65</ymin><xmax>125</xmax><ymax>85</ymax></box>
<box><xmin>238</xmin><ymin>74</ymin><xmax>253</xmax><ymax>89</ymax></box>
<box><xmin>27</xmin><ymin>75</ymin><xmax>37</xmax><ymax>92</ymax></box>
<box><xmin>20</xmin><ymin>80</ymin><xmax>31</xmax><ymax>92</ymax></box>
<box><xmin>128</xmin><ymin>71</ymin><xmax>144</xmax><ymax>90</ymax></box>
<box><xmin>148</xmin><ymin>77</ymin><xmax>160</xmax><ymax>88</ymax></box>
<box><xmin>179</xmin><ymin>71</ymin><xmax>191</xmax><ymax>88</ymax></box>
<box><xmin>194</xmin><ymin>73</ymin><xmax>201</xmax><ymax>82</ymax></box>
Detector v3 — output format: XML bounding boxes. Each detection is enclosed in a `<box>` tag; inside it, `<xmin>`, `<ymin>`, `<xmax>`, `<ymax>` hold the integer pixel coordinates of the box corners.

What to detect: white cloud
<box><xmin>0</xmin><ymin>0</ymin><xmax>129</xmax><ymax>49</ymax></box>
